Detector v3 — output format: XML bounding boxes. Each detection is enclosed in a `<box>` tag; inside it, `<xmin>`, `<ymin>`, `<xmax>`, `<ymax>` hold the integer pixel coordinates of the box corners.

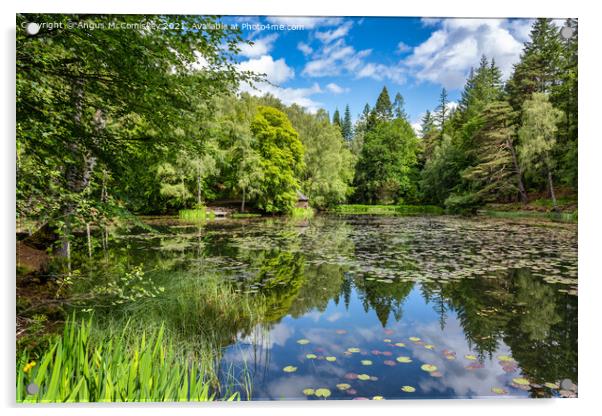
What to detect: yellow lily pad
<box><xmin>464</xmin><ymin>354</ymin><xmax>477</xmax><ymax>361</ymax></box>
<box><xmin>297</xmin><ymin>339</ymin><xmax>310</xmax><ymax>345</ymax></box>
<box><xmin>491</xmin><ymin>387</ymin><xmax>508</xmax><ymax>395</ymax></box>
<box><xmin>336</xmin><ymin>383</ymin><xmax>351</xmax><ymax>391</ymax></box>
<box><xmin>303</xmin><ymin>388</ymin><xmax>315</xmax><ymax>396</ymax></box>
<box><xmin>347</xmin><ymin>347</ymin><xmax>360</xmax><ymax>353</ymax></box>
<box><xmin>372</xmin><ymin>396</ymin><xmax>384</xmax><ymax>400</ymax></box>
<box><xmin>394</xmin><ymin>342</ymin><xmax>406</xmax><ymax>347</ymax></box>
<box><xmin>421</xmin><ymin>364</ymin><xmax>438</xmax><ymax>372</ymax></box>
<box><xmin>306</xmin><ymin>353</ymin><xmax>317</xmax><ymax>359</ymax></box>
<box><xmin>396</xmin><ymin>356</ymin><xmax>412</xmax><ymax>363</ymax></box>
<box><xmin>357</xmin><ymin>374</ymin><xmax>371</xmax><ymax>381</ymax></box>
<box><xmin>401</xmin><ymin>386</ymin><xmax>416</xmax><ymax>393</ymax></box>
<box><xmin>383</xmin><ymin>338</ymin><xmax>392</xmax><ymax>343</ymax></box>
<box><xmin>512</xmin><ymin>377</ymin><xmax>530</xmax><ymax>386</ymax></box>
<box><xmin>424</xmin><ymin>344</ymin><xmax>435</xmax><ymax>350</ymax></box>
<box><xmin>409</xmin><ymin>337</ymin><xmax>421</xmax><ymax>342</ymax></box>
<box><xmin>361</xmin><ymin>360</ymin><xmax>373</xmax><ymax>366</ymax></box>
<box><xmin>544</xmin><ymin>382</ymin><xmax>559</xmax><ymax>389</ymax></box>
<box><xmin>497</xmin><ymin>355</ymin><xmax>515</xmax><ymax>362</ymax></box>
<box><xmin>315</xmin><ymin>388</ymin><xmax>331</xmax><ymax>398</ymax></box>
<box><xmin>325</xmin><ymin>356</ymin><xmax>337</xmax><ymax>362</ymax></box>
<box><xmin>283</xmin><ymin>365</ymin><xmax>298</xmax><ymax>373</ymax></box>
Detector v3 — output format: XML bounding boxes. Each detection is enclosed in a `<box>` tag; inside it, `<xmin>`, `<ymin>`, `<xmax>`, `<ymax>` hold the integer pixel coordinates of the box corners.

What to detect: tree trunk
<box><xmin>86</xmin><ymin>222</ymin><xmax>92</xmax><ymax>258</ymax></box>
<box><xmin>241</xmin><ymin>187</ymin><xmax>246</xmax><ymax>212</ymax></box>
<box><xmin>547</xmin><ymin>165</ymin><xmax>559</xmax><ymax>212</ymax></box>
<box><xmin>197</xmin><ymin>166</ymin><xmax>202</xmax><ymax>207</ymax></box>
<box><xmin>507</xmin><ymin>138</ymin><xmax>528</xmax><ymax>204</ymax></box>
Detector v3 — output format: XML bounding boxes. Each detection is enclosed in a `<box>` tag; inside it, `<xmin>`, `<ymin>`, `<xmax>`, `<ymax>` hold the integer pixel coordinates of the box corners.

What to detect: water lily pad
<box><xmin>401</xmin><ymin>386</ymin><xmax>416</xmax><ymax>393</ymax></box>
<box><xmin>303</xmin><ymin>388</ymin><xmax>315</xmax><ymax>396</ymax></box>
<box><xmin>353</xmin><ymin>397</ymin><xmax>369</xmax><ymax>400</ymax></box>
<box><xmin>421</xmin><ymin>364</ymin><xmax>438</xmax><ymax>372</ymax></box>
<box><xmin>336</xmin><ymin>383</ymin><xmax>351</xmax><ymax>391</ymax></box>
<box><xmin>361</xmin><ymin>360</ymin><xmax>373</xmax><ymax>366</ymax></box>
<box><xmin>357</xmin><ymin>374</ymin><xmax>371</xmax><ymax>381</ymax></box>
<box><xmin>409</xmin><ymin>337</ymin><xmax>421</xmax><ymax>342</ymax></box>
<box><xmin>315</xmin><ymin>388</ymin><xmax>331</xmax><ymax>398</ymax></box>
<box><xmin>381</xmin><ymin>351</ymin><xmax>393</xmax><ymax>356</ymax></box>
<box><xmin>297</xmin><ymin>339</ymin><xmax>310</xmax><ymax>345</ymax></box>
<box><xmin>306</xmin><ymin>353</ymin><xmax>317</xmax><ymax>359</ymax></box>
<box><xmin>430</xmin><ymin>371</ymin><xmax>443</xmax><ymax>378</ymax></box>
<box><xmin>394</xmin><ymin>342</ymin><xmax>406</xmax><ymax>347</ymax></box>
<box><xmin>396</xmin><ymin>356</ymin><xmax>412</xmax><ymax>363</ymax></box>
<box><xmin>512</xmin><ymin>377</ymin><xmax>530</xmax><ymax>386</ymax></box>
<box><xmin>344</xmin><ymin>372</ymin><xmax>358</xmax><ymax>380</ymax></box>
<box><xmin>464</xmin><ymin>354</ymin><xmax>477</xmax><ymax>361</ymax></box>
<box><xmin>383</xmin><ymin>338</ymin><xmax>392</xmax><ymax>343</ymax></box>
<box><xmin>371</xmin><ymin>349</ymin><xmax>382</xmax><ymax>355</ymax></box>
<box><xmin>347</xmin><ymin>347</ymin><xmax>360</xmax><ymax>353</ymax></box>
<box><xmin>424</xmin><ymin>344</ymin><xmax>435</xmax><ymax>350</ymax></box>
<box><xmin>384</xmin><ymin>329</ymin><xmax>394</xmax><ymax>335</ymax></box>
<box><xmin>346</xmin><ymin>388</ymin><xmax>358</xmax><ymax>395</ymax></box>
<box><xmin>465</xmin><ymin>362</ymin><xmax>484</xmax><ymax>370</ymax></box>
<box><xmin>383</xmin><ymin>360</ymin><xmax>396</xmax><ymax>366</ymax></box>
<box><xmin>372</xmin><ymin>396</ymin><xmax>384</xmax><ymax>400</ymax></box>
<box><xmin>497</xmin><ymin>355</ymin><xmax>515</xmax><ymax>362</ymax></box>
<box><xmin>491</xmin><ymin>387</ymin><xmax>508</xmax><ymax>395</ymax></box>
<box><xmin>326</xmin><ymin>356</ymin><xmax>337</xmax><ymax>362</ymax></box>
<box><xmin>283</xmin><ymin>366</ymin><xmax>298</xmax><ymax>373</ymax></box>
<box><xmin>544</xmin><ymin>382</ymin><xmax>560</xmax><ymax>389</ymax></box>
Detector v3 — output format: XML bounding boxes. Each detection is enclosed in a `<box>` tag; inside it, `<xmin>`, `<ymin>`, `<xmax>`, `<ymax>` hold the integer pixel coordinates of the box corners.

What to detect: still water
<box><xmin>93</xmin><ymin>214</ymin><xmax>578</xmax><ymax>400</ymax></box>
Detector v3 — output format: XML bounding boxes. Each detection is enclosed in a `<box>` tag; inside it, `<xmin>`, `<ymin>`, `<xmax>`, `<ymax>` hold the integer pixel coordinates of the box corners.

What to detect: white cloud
<box><xmin>265</xmin><ymin>16</ymin><xmax>343</xmax><ymax>29</ymax></box>
<box><xmin>315</xmin><ymin>21</ymin><xmax>353</xmax><ymax>43</ymax></box>
<box><xmin>397</xmin><ymin>41</ymin><xmax>411</xmax><ymax>53</ymax></box>
<box><xmin>404</xmin><ymin>19</ymin><xmax>530</xmax><ymax>89</ymax></box>
<box><xmin>237</xmin><ymin>55</ymin><xmax>294</xmax><ymax>84</ymax></box>
<box><xmin>238</xmin><ymin>34</ymin><xmax>279</xmax><ymax>58</ymax></box>
<box><xmin>297</xmin><ymin>41</ymin><xmax>313</xmax><ymax>56</ymax></box>
<box><xmin>325</xmin><ymin>82</ymin><xmax>348</xmax><ymax>94</ymax></box>
<box><xmin>356</xmin><ymin>62</ymin><xmax>406</xmax><ymax>85</ymax></box>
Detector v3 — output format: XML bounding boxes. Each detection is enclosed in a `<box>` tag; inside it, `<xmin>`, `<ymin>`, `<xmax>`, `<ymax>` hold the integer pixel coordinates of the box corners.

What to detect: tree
<box><xmin>373</xmin><ymin>86</ymin><xmax>393</xmax><ymax>122</ymax></box>
<box><xmin>436</xmin><ymin>88</ymin><xmax>449</xmax><ymax>133</ymax></box>
<box><xmin>420</xmin><ymin>134</ymin><xmax>462</xmax><ymax>205</ymax></box>
<box><xmin>463</xmin><ymin>101</ymin><xmax>528</xmax><ymax>203</ymax></box>
<box><xmin>341</xmin><ymin>105</ymin><xmax>353</xmax><ymax>142</ymax></box>
<box><xmin>517</xmin><ymin>93</ymin><xmax>564</xmax><ymax>210</ymax></box>
<box><xmin>332</xmin><ymin>108</ymin><xmax>342</xmax><ymax>131</ymax></box>
<box><xmin>353</xmin><ymin>118</ymin><xmax>419</xmax><ymax>204</ymax></box>
<box><xmin>393</xmin><ymin>92</ymin><xmax>408</xmax><ymax>120</ymax></box>
<box><xmin>284</xmin><ymin>106</ymin><xmax>355</xmax><ymax>209</ymax></box>
<box><xmin>250</xmin><ymin>106</ymin><xmax>305</xmax><ymax>213</ymax></box>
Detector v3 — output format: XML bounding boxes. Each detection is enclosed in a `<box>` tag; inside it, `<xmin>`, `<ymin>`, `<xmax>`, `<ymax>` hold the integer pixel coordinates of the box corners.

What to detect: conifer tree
<box><xmin>342</xmin><ymin>105</ymin><xmax>353</xmax><ymax>142</ymax></box>
<box><xmin>373</xmin><ymin>86</ymin><xmax>393</xmax><ymax>121</ymax></box>
<box><xmin>393</xmin><ymin>92</ymin><xmax>408</xmax><ymax>120</ymax></box>
<box><xmin>436</xmin><ymin>88</ymin><xmax>449</xmax><ymax>133</ymax></box>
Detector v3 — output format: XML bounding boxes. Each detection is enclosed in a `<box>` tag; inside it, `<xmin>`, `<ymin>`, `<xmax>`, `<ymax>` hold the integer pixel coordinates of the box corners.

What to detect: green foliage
<box><xmin>420</xmin><ymin>135</ymin><xmax>463</xmax><ymax>204</ymax></box>
<box><xmin>333</xmin><ymin>204</ymin><xmax>443</xmax><ymax>215</ymax></box>
<box><xmin>179</xmin><ymin>207</ymin><xmax>214</xmax><ymax>222</ymax></box>
<box><xmin>354</xmin><ymin>118</ymin><xmax>419</xmax><ymax>204</ymax></box>
<box><xmin>251</xmin><ymin>106</ymin><xmax>305</xmax><ymax>214</ymax></box>
<box><xmin>17</xmin><ymin>318</ymin><xmax>239</xmax><ymax>402</ymax></box>
<box><xmin>291</xmin><ymin>207</ymin><xmax>315</xmax><ymax>219</ymax></box>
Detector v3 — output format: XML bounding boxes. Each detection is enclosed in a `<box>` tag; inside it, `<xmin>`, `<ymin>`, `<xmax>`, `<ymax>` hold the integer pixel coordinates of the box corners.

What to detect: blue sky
<box><xmin>217</xmin><ymin>16</ymin><xmax>553</xmax><ymax>132</ymax></box>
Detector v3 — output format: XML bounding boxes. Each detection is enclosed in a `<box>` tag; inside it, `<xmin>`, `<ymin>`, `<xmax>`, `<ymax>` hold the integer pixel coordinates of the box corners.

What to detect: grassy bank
<box><xmin>179</xmin><ymin>207</ymin><xmax>215</xmax><ymax>222</ymax></box>
<box><xmin>331</xmin><ymin>204</ymin><xmax>444</xmax><ymax>216</ymax></box>
<box><xmin>479</xmin><ymin>209</ymin><xmax>577</xmax><ymax>223</ymax></box>
<box><xmin>17</xmin><ymin>318</ymin><xmax>239</xmax><ymax>403</ymax></box>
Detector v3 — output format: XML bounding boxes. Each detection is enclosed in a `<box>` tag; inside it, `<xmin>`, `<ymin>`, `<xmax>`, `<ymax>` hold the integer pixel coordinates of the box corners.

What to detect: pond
<box><xmin>77</xmin><ymin>214</ymin><xmax>578</xmax><ymax>400</ymax></box>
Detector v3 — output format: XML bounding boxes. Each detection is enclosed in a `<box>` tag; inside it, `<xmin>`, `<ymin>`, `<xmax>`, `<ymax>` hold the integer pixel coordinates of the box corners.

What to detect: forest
<box><xmin>16</xmin><ymin>15</ymin><xmax>578</xmax><ymax>402</ymax></box>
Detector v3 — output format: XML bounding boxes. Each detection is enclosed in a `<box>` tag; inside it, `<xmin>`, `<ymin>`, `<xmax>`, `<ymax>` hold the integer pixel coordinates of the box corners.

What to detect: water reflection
<box><xmin>82</xmin><ymin>215</ymin><xmax>577</xmax><ymax>399</ymax></box>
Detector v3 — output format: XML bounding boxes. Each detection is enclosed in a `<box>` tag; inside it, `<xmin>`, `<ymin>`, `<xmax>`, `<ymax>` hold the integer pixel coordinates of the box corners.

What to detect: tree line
<box><xmin>16</xmin><ymin>16</ymin><xmax>577</xmax><ymax>258</ymax></box>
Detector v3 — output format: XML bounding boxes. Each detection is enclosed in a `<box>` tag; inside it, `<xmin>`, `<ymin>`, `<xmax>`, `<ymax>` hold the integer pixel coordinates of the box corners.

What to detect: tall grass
<box><xmin>179</xmin><ymin>207</ymin><xmax>214</xmax><ymax>222</ymax></box>
<box><xmin>333</xmin><ymin>204</ymin><xmax>444</xmax><ymax>215</ymax></box>
<box><xmin>16</xmin><ymin>317</ymin><xmax>239</xmax><ymax>403</ymax></box>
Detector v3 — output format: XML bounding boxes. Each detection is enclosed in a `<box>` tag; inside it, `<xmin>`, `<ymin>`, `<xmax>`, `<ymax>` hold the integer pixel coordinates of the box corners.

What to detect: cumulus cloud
<box><xmin>238</xmin><ymin>34</ymin><xmax>279</xmax><ymax>58</ymax></box>
<box><xmin>301</xmin><ymin>20</ymin><xmax>406</xmax><ymax>85</ymax></box>
<box><xmin>237</xmin><ymin>55</ymin><xmax>294</xmax><ymax>84</ymax></box>
<box><xmin>325</xmin><ymin>82</ymin><xmax>348</xmax><ymax>94</ymax></box>
<box><xmin>297</xmin><ymin>41</ymin><xmax>313</xmax><ymax>56</ymax></box>
<box><xmin>397</xmin><ymin>41</ymin><xmax>412</xmax><ymax>53</ymax></box>
<box><xmin>404</xmin><ymin>18</ymin><xmax>532</xmax><ymax>89</ymax></box>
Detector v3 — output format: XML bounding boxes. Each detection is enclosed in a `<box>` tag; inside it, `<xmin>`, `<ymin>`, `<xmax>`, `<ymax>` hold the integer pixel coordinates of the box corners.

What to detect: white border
<box><xmin>2</xmin><ymin>1</ymin><xmax>600</xmax><ymax>416</ymax></box>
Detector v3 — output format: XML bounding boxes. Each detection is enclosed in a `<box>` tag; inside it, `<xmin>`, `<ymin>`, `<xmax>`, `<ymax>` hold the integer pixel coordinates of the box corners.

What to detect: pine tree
<box><xmin>342</xmin><ymin>105</ymin><xmax>353</xmax><ymax>142</ymax></box>
<box><xmin>506</xmin><ymin>19</ymin><xmax>563</xmax><ymax>111</ymax></box>
<box><xmin>420</xmin><ymin>110</ymin><xmax>439</xmax><ymax>161</ymax></box>
<box><xmin>332</xmin><ymin>108</ymin><xmax>342</xmax><ymax>130</ymax></box>
<box><xmin>436</xmin><ymin>88</ymin><xmax>449</xmax><ymax>133</ymax></box>
<box><xmin>463</xmin><ymin>101</ymin><xmax>528</xmax><ymax>203</ymax></box>
<box><xmin>393</xmin><ymin>92</ymin><xmax>408</xmax><ymax>120</ymax></box>
<box><xmin>373</xmin><ymin>86</ymin><xmax>393</xmax><ymax>121</ymax></box>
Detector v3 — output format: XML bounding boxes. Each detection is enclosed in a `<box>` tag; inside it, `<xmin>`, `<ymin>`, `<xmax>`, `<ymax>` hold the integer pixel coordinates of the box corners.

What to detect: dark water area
<box><xmin>79</xmin><ymin>214</ymin><xmax>578</xmax><ymax>400</ymax></box>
